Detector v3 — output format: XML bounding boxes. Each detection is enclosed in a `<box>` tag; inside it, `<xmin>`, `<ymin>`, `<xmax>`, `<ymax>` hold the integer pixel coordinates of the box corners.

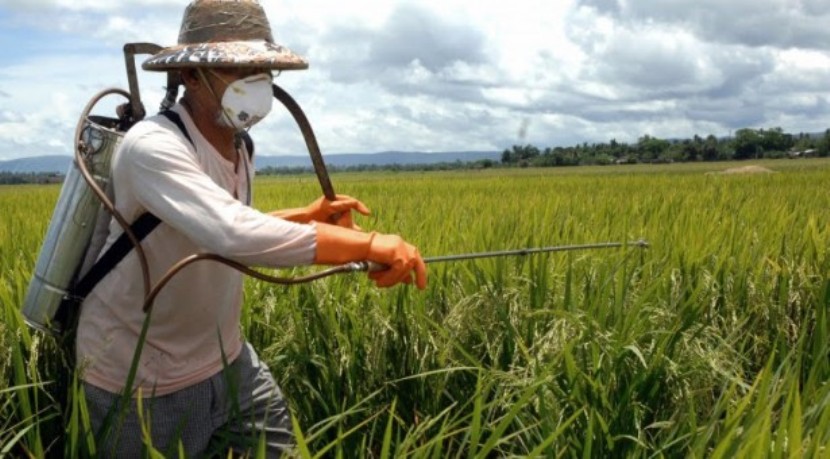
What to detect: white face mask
<box><xmin>213</xmin><ymin>72</ymin><xmax>274</xmax><ymax>130</ymax></box>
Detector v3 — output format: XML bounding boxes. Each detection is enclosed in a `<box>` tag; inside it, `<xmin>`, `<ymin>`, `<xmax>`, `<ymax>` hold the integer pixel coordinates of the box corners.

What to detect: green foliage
<box><xmin>1</xmin><ymin>160</ymin><xmax>830</xmax><ymax>457</ymax></box>
<box><xmin>0</xmin><ymin>172</ymin><xmax>64</xmax><ymax>185</ymax></box>
<box><xmin>498</xmin><ymin>127</ymin><xmax>829</xmax><ymax>167</ymax></box>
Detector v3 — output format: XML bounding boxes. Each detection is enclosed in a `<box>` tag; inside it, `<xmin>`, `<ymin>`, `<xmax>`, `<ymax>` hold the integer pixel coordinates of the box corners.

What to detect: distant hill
<box><xmin>0</xmin><ymin>151</ymin><xmax>501</xmax><ymax>174</ymax></box>
<box><xmin>256</xmin><ymin>151</ymin><xmax>500</xmax><ymax>169</ymax></box>
<box><xmin>0</xmin><ymin>155</ymin><xmax>73</xmax><ymax>174</ymax></box>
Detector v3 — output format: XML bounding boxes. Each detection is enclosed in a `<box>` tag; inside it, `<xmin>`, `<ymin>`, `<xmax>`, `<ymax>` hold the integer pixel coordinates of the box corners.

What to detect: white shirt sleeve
<box><xmin>115</xmin><ymin>123</ymin><xmax>317</xmax><ymax>268</ymax></box>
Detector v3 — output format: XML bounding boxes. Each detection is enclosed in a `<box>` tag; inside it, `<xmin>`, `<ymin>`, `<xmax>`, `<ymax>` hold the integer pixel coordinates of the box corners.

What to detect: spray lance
<box><xmin>22</xmin><ymin>43</ymin><xmax>649</xmax><ymax>332</ymax></box>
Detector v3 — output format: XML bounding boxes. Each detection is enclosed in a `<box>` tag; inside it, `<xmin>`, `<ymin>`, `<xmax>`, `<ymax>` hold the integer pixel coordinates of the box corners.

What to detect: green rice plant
<box><xmin>2</xmin><ymin>159</ymin><xmax>830</xmax><ymax>457</ymax></box>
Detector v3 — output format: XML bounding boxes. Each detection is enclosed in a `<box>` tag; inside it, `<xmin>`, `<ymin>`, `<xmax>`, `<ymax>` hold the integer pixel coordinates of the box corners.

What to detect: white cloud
<box><xmin>0</xmin><ymin>0</ymin><xmax>181</xmax><ymax>12</ymax></box>
<box><xmin>1</xmin><ymin>0</ymin><xmax>829</xmax><ymax>161</ymax></box>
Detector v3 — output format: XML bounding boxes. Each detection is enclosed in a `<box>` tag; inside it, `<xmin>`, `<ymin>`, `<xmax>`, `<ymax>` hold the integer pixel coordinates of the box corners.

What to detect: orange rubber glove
<box><xmin>271</xmin><ymin>194</ymin><xmax>370</xmax><ymax>229</ymax></box>
<box><xmin>314</xmin><ymin>223</ymin><xmax>427</xmax><ymax>290</ymax></box>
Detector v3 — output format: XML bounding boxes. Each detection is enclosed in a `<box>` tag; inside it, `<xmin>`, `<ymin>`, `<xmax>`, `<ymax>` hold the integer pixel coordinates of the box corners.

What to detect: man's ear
<box><xmin>180</xmin><ymin>69</ymin><xmax>200</xmax><ymax>88</ymax></box>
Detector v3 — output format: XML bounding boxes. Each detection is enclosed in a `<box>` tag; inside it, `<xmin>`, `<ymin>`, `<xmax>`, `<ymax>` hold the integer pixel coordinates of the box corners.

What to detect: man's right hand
<box><xmin>313</xmin><ymin>223</ymin><xmax>427</xmax><ymax>290</ymax></box>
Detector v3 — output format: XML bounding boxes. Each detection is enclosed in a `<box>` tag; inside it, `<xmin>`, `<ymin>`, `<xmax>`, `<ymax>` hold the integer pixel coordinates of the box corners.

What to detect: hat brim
<box><xmin>142</xmin><ymin>40</ymin><xmax>308</xmax><ymax>71</ymax></box>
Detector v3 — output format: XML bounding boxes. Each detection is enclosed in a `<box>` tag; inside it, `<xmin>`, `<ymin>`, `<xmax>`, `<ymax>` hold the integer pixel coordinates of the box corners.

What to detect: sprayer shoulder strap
<box><xmin>160</xmin><ymin>110</ymin><xmax>194</xmax><ymax>147</ymax></box>
<box><xmin>71</xmin><ymin>213</ymin><xmax>162</xmax><ymax>299</ymax></box>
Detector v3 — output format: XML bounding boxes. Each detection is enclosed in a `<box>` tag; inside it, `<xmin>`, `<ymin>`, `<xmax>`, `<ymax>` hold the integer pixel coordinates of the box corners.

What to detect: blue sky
<box><xmin>1</xmin><ymin>0</ymin><xmax>829</xmax><ymax>160</ymax></box>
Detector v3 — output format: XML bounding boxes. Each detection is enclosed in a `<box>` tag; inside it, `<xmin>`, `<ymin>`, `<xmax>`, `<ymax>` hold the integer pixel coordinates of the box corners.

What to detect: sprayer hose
<box><xmin>77</xmin><ymin>84</ymin><xmax>342</xmax><ymax>314</ymax></box>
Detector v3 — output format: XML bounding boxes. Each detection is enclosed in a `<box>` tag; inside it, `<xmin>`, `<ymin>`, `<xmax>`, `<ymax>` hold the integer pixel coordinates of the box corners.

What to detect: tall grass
<box><xmin>1</xmin><ymin>159</ymin><xmax>829</xmax><ymax>457</ymax></box>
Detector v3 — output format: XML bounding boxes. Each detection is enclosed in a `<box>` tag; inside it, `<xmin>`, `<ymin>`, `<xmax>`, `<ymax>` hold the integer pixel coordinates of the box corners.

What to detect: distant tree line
<box><xmin>257</xmin><ymin>159</ymin><xmax>497</xmax><ymax>175</ymax></box>
<box><xmin>258</xmin><ymin>126</ymin><xmax>830</xmax><ymax>175</ymax></box>
<box><xmin>4</xmin><ymin>127</ymin><xmax>829</xmax><ymax>184</ymax></box>
<box><xmin>500</xmin><ymin>127</ymin><xmax>830</xmax><ymax>167</ymax></box>
<box><xmin>0</xmin><ymin>172</ymin><xmax>63</xmax><ymax>185</ymax></box>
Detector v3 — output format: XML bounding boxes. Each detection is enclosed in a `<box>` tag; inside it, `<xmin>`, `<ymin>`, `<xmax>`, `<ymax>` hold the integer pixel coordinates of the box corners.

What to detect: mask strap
<box><xmin>197</xmin><ymin>68</ymin><xmax>240</xmax><ymax>133</ymax></box>
<box><xmin>197</xmin><ymin>69</ymin><xmax>249</xmax><ymax>187</ymax></box>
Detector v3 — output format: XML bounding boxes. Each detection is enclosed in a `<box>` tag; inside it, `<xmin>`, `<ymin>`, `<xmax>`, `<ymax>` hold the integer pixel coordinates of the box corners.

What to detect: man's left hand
<box><xmin>271</xmin><ymin>194</ymin><xmax>370</xmax><ymax>230</ymax></box>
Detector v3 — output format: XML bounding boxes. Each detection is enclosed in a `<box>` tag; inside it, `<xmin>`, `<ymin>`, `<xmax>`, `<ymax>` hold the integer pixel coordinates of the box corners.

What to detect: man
<box><xmin>76</xmin><ymin>0</ymin><xmax>427</xmax><ymax>456</ymax></box>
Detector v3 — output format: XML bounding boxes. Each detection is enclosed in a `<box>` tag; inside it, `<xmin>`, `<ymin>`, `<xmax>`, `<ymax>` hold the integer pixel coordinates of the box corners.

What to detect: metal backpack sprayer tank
<box><xmin>22</xmin><ymin>44</ymin><xmax>180</xmax><ymax>334</ymax></box>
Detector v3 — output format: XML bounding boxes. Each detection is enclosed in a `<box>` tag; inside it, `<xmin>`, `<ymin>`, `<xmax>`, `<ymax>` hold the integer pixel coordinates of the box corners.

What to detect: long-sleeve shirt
<box><xmin>76</xmin><ymin>103</ymin><xmax>317</xmax><ymax>396</ymax></box>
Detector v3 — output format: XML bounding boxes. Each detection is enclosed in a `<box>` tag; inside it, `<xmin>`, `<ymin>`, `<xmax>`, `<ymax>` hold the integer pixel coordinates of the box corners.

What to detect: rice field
<box><xmin>1</xmin><ymin>159</ymin><xmax>829</xmax><ymax>457</ymax></box>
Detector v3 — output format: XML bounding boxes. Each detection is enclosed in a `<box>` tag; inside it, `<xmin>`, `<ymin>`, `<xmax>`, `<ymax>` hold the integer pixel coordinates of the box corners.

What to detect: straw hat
<box><xmin>143</xmin><ymin>0</ymin><xmax>308</xmax><ymax>71</ymax></box>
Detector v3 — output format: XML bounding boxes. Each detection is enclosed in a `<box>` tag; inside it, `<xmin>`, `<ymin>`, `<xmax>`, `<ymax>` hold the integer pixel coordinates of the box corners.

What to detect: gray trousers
<box><xmin>83</xmin><ymin>342</ymin><xmax>293</xmax><ymax>458</ymax></box>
